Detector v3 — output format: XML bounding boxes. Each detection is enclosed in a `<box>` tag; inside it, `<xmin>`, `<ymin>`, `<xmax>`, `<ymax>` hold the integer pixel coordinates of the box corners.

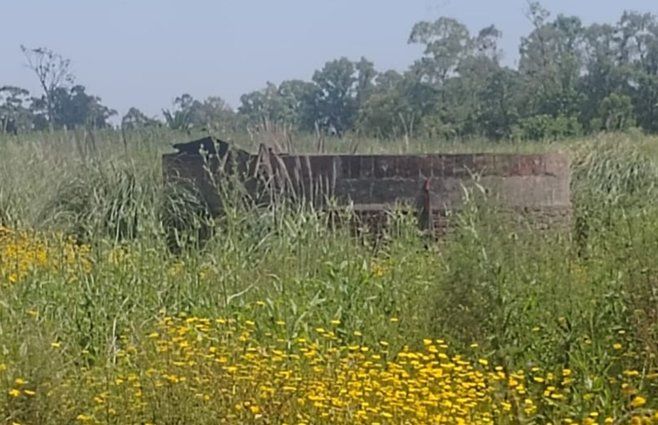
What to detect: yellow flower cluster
<box><xmin>0</xmin><ymin>226</ymin><xmax>90</xmax><ymax>285</ymax></box>
<box><xmin>370</xmin><ymin>258</ymin><xmax>390</xmax><ymax>278</ymax></box>
<box><xmin>57</xmin><ymin>316</ymin><xmax>655</xmax><ymax>425</ymax></box>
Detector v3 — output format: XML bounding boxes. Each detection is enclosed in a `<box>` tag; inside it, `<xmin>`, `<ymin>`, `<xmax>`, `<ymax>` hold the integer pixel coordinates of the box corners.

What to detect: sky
<box><xmin>1</xmin><ymin>0</ymin><xmax>657</xmax><ymax>119</ymax></box>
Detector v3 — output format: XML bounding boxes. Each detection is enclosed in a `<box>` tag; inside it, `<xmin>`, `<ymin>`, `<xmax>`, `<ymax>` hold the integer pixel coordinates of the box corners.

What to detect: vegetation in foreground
<box><xmin>0</xmin><ymin>131</ymin><xmax>657</xmax><ymax>424</ymax></box>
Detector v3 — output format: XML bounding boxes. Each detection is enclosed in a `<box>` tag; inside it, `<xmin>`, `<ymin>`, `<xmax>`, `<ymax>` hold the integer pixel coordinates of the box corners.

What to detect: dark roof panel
<box><xmin>173</xmin><ymin>136</ymin><xmax>231</xmax><ymax>156</ymax></box>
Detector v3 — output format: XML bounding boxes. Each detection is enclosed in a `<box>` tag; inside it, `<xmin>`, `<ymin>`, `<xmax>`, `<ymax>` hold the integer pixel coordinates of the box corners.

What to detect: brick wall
<box><xmin>163</xmin><ymin>147</ymin><xmax>572</xmax><ymax>234</ymax></box>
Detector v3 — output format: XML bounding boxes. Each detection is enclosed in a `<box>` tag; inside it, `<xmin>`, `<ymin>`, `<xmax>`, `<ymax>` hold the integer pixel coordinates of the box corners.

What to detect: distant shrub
<box><xmin>590</xmin><ymin>93</ymin><xmax>636</xmax><ymax>132</ymax></box>
<box><xmin>513</xmin><ymin>114</ymin><xmax>582</xmax><ymax>141</ymax></box>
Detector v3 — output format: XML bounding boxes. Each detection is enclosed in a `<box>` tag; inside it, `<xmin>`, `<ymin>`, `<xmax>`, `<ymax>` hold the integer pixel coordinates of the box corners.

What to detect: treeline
<box><xmin>0</xmin><ymin>46</ymin><xmax>116</xmax><ymax>133</ymax></box>
<box><xmin>2</xmin><ymin>3</ymin><xmax>658</xmax><ymax>140</ymax></box>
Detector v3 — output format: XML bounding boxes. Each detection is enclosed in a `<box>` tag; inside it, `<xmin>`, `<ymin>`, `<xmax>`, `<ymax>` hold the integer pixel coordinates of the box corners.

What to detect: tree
<box><xmin>189</xmin><ymin>96</ymin><xmax>236</xmax><ymax>131</ymax></box>
<box><xmin>357</xmin><ymin>73</ymin><xmax>436</xmax><ymax>138</ymax></box>
<box><xmin>408</xmin><ymin>17</ymin><xmax>473</xmax><ymax>86</ymax></box>
<box><xmin>579</xmin><ymin>23</ymin><xmax>627</xmax><ymax>130</ymax></box>
<box><xmin>477</xmin><ymin>69</ymin><xmax>521</xmax><ymax>139</ymax></box>
<box><xmin>519</xmin><ymin>5</ymin><xmax>586</xmax><ymax>118</ymax></box>
<box><xmin>617</xmin><ymin>11</ymin><xmax>656</xmax><ymax>69</ymax></box>
<box><xmin>239</xmin><ymin>81</ymin><xmax>316</xmax><ymax>129</ymax></box>
<box><xmin>596</xmin><ymin>93</ymin><xmax>635</xmax><ymax>131</ymax></box>
<box><xmin>440</xmin><ymin>27</ymin><xmax>504</xmax><ymax>137</ymax></box>
<box><xmin>613</xmin><ymin>12</ymin><xmax>658</xmax><ymax>132</ymax></box>
<box><xmin>0</xmin><ymin>86</ymin><xmax>33</xmax><ymax>133</ymax></box>
<box><xmin>312</xmin><ymin>58</ymin><xmax>359</xmax><ymax>135</ymax></box>
<box><xmin>275</xmin><ymin>80</ymin><xmax>317</xmax><ymax>129</ymax></box>
<box><xmin>513</xmin><ymin>114</ymin><xmax>582</xmax><ymax>140</ymax></box>
<box><xmin>407</xmin><ymin>17</ymin><xmax>507</xmax><ymax>138</ymax></box>
<box><xmin>628</xmin><ymin>71</ymin><xmax>658</xmax><ymax>132</ymax></box>
<box><xmin>121</xmin><ymin>107</ymin><xmax>160</xmax><ymax>130</ymax></box>
<box><xmin>375</xmin><ymin>70</ymin><xmax>404</xmax><ymax>91</ymax></box>
<box><xmin>475</xmin><ymin>25</ymin><xmax>503</xmax><ymax>64</ymax></box>
<box><xmin>163</xmin><ymin>94</ymin><xmax>194</xmax><ymax>131</ymax></box>
<box><xmin>20</xmin><ymin>45</ymin><xmax>74</xmax><ymax>127</ymax></box>
<box><xmin>239</xmin><ymin>83</ymin><xmax>276</xmax><ymax>123</ymax></box>
<box><xmin>30</xmin><ymin>85</ymin><xmax>116</xmax><ymax>130</ymax></box>
<box><xmin>355</xmin><ymin>57</ymin><xmax>377</xmax><ymax>105</ymax></box>
<box><xmin>164</xmin><ymin>94</ymin><xmax>237</xmax><ymax>131</ymax></box>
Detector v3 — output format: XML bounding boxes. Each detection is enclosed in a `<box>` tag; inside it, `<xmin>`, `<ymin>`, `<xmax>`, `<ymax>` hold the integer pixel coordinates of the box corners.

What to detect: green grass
<box><xmin>0</xmin><ymin>128</ymin><xmax>657</xmax><ymax>423</ymax></box>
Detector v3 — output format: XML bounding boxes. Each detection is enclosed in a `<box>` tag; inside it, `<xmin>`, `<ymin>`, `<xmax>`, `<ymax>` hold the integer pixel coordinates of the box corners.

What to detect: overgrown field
<box><xmin>0</xmin><ymin>130</ymin><xmax>657</xmax><ymax>424</ymax></box>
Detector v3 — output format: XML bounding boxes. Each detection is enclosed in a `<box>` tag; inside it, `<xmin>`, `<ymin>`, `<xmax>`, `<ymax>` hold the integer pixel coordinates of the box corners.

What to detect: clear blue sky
<box><xmin>1</xmin><ymin>0</ymin><xmax>656</xmax><ymax>118</ymax></box>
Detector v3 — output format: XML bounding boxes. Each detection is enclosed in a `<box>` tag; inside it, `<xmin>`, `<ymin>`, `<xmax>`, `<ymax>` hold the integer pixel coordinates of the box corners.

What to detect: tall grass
<box><xmin>0</xmin><ymin>129</ymin><xmax>657</xmax><ymax>423</ymax></box>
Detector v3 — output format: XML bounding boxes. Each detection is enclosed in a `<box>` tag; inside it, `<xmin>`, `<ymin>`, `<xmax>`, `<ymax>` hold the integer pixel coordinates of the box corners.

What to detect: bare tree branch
<box><xmin>20</xmin><ymin>45</ymin><xmax>74</xmax><ymax>125</ymax></box>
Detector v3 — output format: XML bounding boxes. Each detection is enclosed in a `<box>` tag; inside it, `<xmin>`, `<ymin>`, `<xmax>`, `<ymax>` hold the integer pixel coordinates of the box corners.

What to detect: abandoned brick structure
<box><xmin>163</xmin><ymin>137</ymin><xmax>572</xmax><ymax>234</ymax></box>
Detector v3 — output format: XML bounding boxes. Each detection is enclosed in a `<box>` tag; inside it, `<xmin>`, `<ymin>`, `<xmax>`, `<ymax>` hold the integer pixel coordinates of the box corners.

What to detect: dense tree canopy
<box><xmin>3</xmin><ymin>4</ymin><xmax>658</xmax><ymax>141</ymax></box>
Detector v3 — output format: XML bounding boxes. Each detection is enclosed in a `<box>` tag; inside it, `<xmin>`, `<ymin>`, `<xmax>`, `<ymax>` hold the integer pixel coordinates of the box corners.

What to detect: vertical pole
<box><xmin>423</xmin><ymin>178</ymin><xmax>433</xmax><ymax>234</ymax></box>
